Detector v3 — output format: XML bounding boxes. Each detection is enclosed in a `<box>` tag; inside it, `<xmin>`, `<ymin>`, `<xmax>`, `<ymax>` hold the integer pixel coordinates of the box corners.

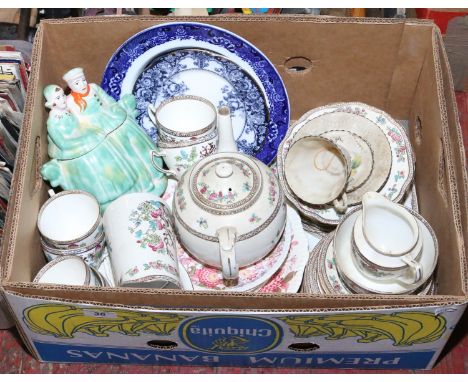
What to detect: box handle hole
<box><xmin>147</xmin><ymin>340</ymin><xmax>178</xmax><ymax>350</ymax></box>
<box><xmin>284</xmin><ymin>57</ymin><xmax>312</xmax><ymax>74</ymax></box>
<box><xmin>414</xmin><ymin>116</ymin><xmax>423</xmax><ymax>145</ymax></box>
<box><xmin>288</xmin><ymin>342</ymin><xmax>320</xmax><ymax>352</ymax></box>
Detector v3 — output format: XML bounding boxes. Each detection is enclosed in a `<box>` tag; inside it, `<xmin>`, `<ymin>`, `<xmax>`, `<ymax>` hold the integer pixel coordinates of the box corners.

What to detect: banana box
<box><xmin>4</xmin><ymin>294</ymin><xmax>466</xmax><ymax>369</ymax></box>
<box><xmin>1</xmin><ymin>16</ymin><xmax>467</xmax><ymax>370</ymax></box>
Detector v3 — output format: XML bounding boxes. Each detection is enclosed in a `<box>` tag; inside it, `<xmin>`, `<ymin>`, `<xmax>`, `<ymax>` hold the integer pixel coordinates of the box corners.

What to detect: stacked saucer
<box><xmin>302</xmin><ymin>194</ymin><xmax>438</xmax><ymax>295</ymax></box>
<box><xmin>277</xmin><ymin>102</ymin><xmax>415</xmax><ymax>228</ymax></box>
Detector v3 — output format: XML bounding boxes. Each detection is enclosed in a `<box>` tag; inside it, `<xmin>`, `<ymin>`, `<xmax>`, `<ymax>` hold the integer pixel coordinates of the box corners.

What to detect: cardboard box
<box><xmin>1</xmin><ymin>15</ymin><xmax>467</xmax><ymax>369</ymax></box>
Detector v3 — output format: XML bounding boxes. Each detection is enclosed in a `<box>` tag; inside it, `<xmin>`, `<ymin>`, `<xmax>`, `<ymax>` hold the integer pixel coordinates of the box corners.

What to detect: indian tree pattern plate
<box><xmin>101</xmin><ymin>22</ymin><xmax>290</xmax><ymax>164</ymax></box>
<box><xmin>277</xmin><ymin>102</ymin><xmax>414</xmax><ymax>226</ymax></box>
<box><xmin>133</xmin><ymin>48</ymin><xmax>269</xmax><ymax>157</ymax></box>
<box><xmin>177</xmin><ymin>216</ymin><xmax>292</xmax><ymax>292</ymax></box>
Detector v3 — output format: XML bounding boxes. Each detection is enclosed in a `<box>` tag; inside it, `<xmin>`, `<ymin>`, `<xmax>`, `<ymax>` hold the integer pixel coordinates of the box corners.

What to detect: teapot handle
<box><xmin>216</xmin><ymin>226</ymin><xmax>239</xmax><ymax>284</ymax></box>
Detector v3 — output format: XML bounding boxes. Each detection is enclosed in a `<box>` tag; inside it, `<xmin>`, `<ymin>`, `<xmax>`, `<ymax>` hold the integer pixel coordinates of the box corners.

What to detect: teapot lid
<box><xmin>190</xmin><ymin>154</ymin><xmax>262</xmax><ymax>215</ymax></box>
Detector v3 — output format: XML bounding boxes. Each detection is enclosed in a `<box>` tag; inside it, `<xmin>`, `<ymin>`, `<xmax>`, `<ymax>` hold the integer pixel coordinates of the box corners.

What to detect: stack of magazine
<box><xmin>0</xmin><ymin>43</ymin><xmax>29</xmax><ymax>243</ymax></box>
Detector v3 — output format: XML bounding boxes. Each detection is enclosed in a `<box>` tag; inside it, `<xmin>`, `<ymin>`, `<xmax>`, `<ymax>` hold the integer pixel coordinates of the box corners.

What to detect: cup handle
<box><xmin>148</xmin><ymin>104</ymin><xmax>157</xmax><ymax>127</ymax></box>
<box><xmin>400</xmin><ymin>257</ymin><xmax>423</xmax><ymax>285</ymax></box>
<box><xmin>151</xmin><ymin>150</ymin><xmax>179</xmax><ymax>180</ymax></box>
<box><xmin>333</xmin><ymin>193</ymin><xmax>348</xmax><ymax>213</ymax></box>
<box><xmin>216</xmin><ymin>226</ymin><xmax>239</xmax><ymax>285</ymax></box>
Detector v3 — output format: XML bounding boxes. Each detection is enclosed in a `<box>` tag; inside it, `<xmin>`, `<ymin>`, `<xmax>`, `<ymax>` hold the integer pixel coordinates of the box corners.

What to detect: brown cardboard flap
<box><xmin>1</xmin><ymin>16</ymin><xmax>467</xmax><ymax>312</ymax></box>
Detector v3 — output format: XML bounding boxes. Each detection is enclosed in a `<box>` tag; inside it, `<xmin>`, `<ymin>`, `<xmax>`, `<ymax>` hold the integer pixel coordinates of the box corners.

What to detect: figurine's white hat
<box><xmin>62</xmin><ymin>67</ymin><xmax>85</xmax><ymax>83</ymax></box>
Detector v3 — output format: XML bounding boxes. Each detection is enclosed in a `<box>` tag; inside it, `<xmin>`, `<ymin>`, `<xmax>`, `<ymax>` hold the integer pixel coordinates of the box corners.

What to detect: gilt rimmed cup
<box><xmin>38</xmin><ymin>190</ymin><xmax>103</xmax><ymax>250</ymax></box>
<box><xmin>149</xmin><ymin>95</ymin><xmax>217</xmax><ymax>143</ymax></box>
<box><xmin>284</xmin><ymin>135</ymin><xmax>351</xmax><ymax>213</ymax></box>
<box><xmin>41</xmin><ymin>231</ymin><xmax>106</xmax><ymax>269</ymax></box>
<box><xmin>33</xmin><ymin>255</ymin><xmax>100</xmax><ymax>286</ymax></box>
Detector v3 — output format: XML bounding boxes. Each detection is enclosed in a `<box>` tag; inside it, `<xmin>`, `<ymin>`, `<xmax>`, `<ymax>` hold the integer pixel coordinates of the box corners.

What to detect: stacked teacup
<box><xmin>148</xmin><ymin>95</ymin><xmax>219</xmax><ymax>177</ymax></box>
<box><xmin>37</xmin><ymin>190</ymin><xmax>106</xmax><ymax>270</ymax></box>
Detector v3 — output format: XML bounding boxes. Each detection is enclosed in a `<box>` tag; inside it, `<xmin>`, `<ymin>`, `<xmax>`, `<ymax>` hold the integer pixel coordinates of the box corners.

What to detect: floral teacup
<box><xmin>152</xmin><ymin>129</ymin><xmax>218</xmax><ymax>177</ymax></box>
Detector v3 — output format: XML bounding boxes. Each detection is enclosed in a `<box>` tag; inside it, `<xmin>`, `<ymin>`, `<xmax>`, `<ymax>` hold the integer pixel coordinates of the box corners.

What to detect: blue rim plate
<box><xmin>101</xmin><ymin>22</ymin><xmax>290</xmax><ymax>164</ymax></box>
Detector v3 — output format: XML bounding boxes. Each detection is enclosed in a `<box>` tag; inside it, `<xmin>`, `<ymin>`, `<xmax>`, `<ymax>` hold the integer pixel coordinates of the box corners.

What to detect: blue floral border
<box><xmin>101</xmin><ymin>22</ymin><xmax>290</xmax><ymax>164</ymax></box>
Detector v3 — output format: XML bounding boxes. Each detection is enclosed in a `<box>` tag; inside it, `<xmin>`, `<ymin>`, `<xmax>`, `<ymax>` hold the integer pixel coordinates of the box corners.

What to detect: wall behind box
<box><xmin>0</xmin><ymin>16</ymin><xmax>467</xmax><ymax>369</ymax></box>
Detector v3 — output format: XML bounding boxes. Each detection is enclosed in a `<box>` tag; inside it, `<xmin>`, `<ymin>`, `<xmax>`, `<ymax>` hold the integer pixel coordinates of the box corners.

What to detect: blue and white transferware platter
<box><xmin>133</xmin><ymin>48</ymin><xmax>269</xmax><ymax>157</ymax></box>
<box><xmin>101</xmin><ymin>22</ymin><xmax>290</xmax><ymax>164</ymax></box>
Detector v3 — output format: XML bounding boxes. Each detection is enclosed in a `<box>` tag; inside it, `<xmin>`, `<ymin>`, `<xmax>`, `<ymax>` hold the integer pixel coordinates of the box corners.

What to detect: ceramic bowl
<box><xmin>284</xmin><ymin>135</ymin><xmax>351</xmax><ymax>210</ymax></box>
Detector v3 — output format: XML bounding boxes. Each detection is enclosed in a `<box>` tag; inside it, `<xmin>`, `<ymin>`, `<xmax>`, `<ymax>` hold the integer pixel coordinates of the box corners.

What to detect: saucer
<box><xmin>333</xmin><ymin>208</ymin><xmax>438</xmax><ymax>294</ymax></box>
<box><xmin>277</xmin><ymin>102</ymin><xmax>414</xmax><ymax>225</ymax></box>
<box><xmin>320</xmin><ymin>130</ymin><xmax>374</xmax><ymax>193</ymax></box>
<box><xmin>177</xmin><ymin>216</ymin><xmax>292</xmax><ymax>292</ymax></box>
<box><xmin>258</xmin><ymin>205</ymin><xmax>310</xmax><ymax>293</ymax></box>
<box><xmin>301</xmin><ymin>240</ymin><xmax>324</xmax><ymax>294</ymax></box>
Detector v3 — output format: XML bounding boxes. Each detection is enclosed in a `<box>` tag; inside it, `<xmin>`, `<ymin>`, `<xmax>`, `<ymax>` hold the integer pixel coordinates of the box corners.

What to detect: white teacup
<box><xmin>38</xmin><ymin>190</ymin><xmax>103</xmax><ymax>250</ymax></box>
<box><xmin>33</xmin><ymin>256</ymin><xmax>101</xmax><ymax>286</ymax></box>
<box><xmin>103</xmin><ymin>193</ymin><xmax>180</xmax><ymax>289</ymax></box>
<box><xmin>284</xmin><ymin>135</ymin><xmax>351</xmax><ymax>213</ymax></box>
<box><xmin>148</xmin><ymin>95</ymin><xmax>217</xmax><ymax>143</ymax></box>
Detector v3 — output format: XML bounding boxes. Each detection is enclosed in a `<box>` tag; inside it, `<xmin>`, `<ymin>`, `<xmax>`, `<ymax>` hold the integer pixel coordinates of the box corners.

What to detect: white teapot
<box><xmin>172</xmin><ymin>107</ymin><xmax>287</xmax><ymax>284</ymax></box>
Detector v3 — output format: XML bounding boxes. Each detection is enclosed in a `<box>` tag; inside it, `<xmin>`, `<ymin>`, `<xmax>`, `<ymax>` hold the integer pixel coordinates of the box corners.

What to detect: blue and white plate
<box><xmin>101</xmin><ymin>22</ymin><xmax>290</xmax><ymax>164</ymax></box>
<box><xmin>133</xmin><ymin>48</ymin><xmax>269</xmax><ymax>156</ymax></box>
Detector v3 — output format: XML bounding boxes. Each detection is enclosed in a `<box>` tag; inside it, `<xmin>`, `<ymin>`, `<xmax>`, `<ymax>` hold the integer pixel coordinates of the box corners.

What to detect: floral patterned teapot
<box><xmin>172</xmin><ymin>107</ymin><xmax>287</xmax><ymax>284</ymax></box>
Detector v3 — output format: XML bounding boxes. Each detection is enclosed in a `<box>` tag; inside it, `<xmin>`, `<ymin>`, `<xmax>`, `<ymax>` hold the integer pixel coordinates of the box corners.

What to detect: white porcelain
<box><xmin>148</xmin><ymin>95</ymin><xmax>217</xmax><ymax>142</ymax></box>
<box><xmin>284</xmin><ymin>135</ymin><xmax>350</xmax><ymax>212</ymax></box>
<box><xmin>319</xmin><ymin>130</ymin><xmax>374</xmax><ymax>193</ymax></box>
<box><xmin>38</xmin><ymin>190</ymin><xmax>103</xmax><ymax>250</ymax></box>
<box><xmin>173</xmin><ymin>107</ymin><xmax>287</xmax><ymax>283</ymax></box>
<box><xmin>33</xmin><ymin>256</ymin><xmax>100</xmax><ymax>286</ymax></box>
<box><xmin>276</xmin><ymin>102</ymin><xmax>413</xmax><ymax>225</ymax></box>
<box><xmin>333</xmin><ymin>208</ymin><xmax>438</xmax><ymax>294</ymax></box>
<box><xmin>103</xmin><ymin>193</ymin><xmax>180</xmax><ymax>289</ymax></box>
<box><xmin>41</xmin><ymin>233</ymin><xmax>106</xmax><ymax>269</ymax></box>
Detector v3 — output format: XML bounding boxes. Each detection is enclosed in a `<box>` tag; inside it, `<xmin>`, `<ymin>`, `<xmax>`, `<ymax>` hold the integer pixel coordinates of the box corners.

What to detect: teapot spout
<box><xmin>217</xmin><ymin>106</ymin><xmax>238</xmax><ymax>153</ymax></box>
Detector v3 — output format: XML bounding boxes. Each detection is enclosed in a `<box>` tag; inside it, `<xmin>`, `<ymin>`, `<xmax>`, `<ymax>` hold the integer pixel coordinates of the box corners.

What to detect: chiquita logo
<box><xmin>180</xmin><ymin>316</ymin><xmax>283</xmax><ymax>354</ymax></box>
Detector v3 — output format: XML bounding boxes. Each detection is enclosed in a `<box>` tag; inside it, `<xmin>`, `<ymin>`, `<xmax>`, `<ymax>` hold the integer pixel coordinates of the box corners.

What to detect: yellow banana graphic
<box><xmin>278</xmin><ymin>312</ymin><xmax>446</xmax><ymax>346</ymax></box>
<box><xmin>23</xmin><ymin>304</ymin><xmax>187</xmax><ymax>339</ymax></box>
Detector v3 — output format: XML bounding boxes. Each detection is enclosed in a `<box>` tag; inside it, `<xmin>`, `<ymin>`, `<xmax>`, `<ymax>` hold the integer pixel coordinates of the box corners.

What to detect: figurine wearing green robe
<box><xmin>41</xmin><ymin>68</ymin><xmax>167</xmax><ymax>211</ymax></box>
